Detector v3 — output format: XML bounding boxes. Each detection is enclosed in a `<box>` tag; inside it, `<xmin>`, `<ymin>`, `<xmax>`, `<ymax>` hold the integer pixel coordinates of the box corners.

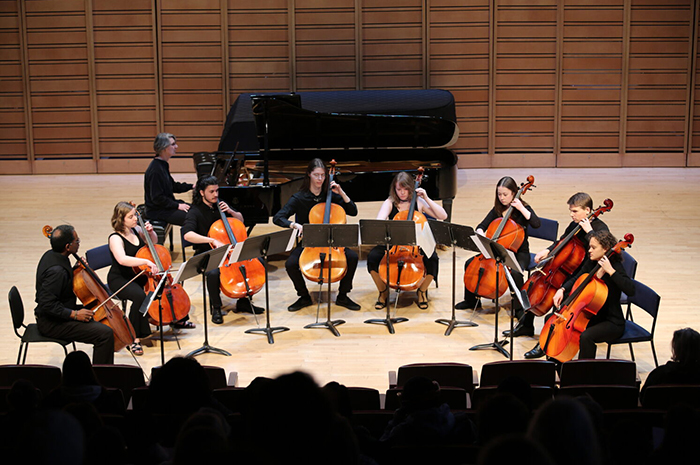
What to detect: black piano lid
<box><xmin>218</xmin><ymin>89</ymin><xmax>458</xmax><ymax>152</ymax></box>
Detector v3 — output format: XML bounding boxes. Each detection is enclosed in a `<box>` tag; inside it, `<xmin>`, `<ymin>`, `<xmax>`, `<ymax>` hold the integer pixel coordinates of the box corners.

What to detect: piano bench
<box><xmin>149</xmin><ymin>220</ymin><xmax>173</xmax><ymax>252</ymax></box>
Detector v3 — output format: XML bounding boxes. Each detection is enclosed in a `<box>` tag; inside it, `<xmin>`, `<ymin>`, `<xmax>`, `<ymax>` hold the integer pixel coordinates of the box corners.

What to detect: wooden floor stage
<box><xmin>1</xmin><ymin>168</ymin><xmax>698</xmax><ymax>390</ymax></box>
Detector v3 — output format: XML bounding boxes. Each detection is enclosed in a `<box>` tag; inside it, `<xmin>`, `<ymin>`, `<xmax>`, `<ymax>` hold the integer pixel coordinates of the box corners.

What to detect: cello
<box><xmin>378</xmin><ymin>167</ymin><xmax>427</xmax><ymax>292</ymax></box>
<box><xmin>208</xmin><ymin>201</ymin><xmax>266</xmax><ymax>299</ymax></box>
<box><xmin>539</xmin><ymin>233</ymin><xmax>634</xmax><ymax>362</ymax></box>
<box><xmin>463</xmin><ymin>176</ymin><xmax>536</xmax><ymax>300</ymax></box>
<box><xmin>299</xmin><ymin>160</ymin><xmax>348</xmax><ymax>284</ymax></box>
<box><xmin>523</xmin><ymin>199</ymin><xmax>614</xmax><ymax>316</ymax></box>
<box><xmin>42</xmin><ymin>225</ymin><xmax>136</xmax><ymax>352</ymax></box>
<box><xmin>131</xmin><ymin>206</ymin><xmax>191</xmax><ymax>325</ymax></box>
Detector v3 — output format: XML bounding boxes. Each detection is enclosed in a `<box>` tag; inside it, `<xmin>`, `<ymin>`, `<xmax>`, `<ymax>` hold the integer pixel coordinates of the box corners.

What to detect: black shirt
<box><xmin>35</xmin><ymin>250</ymin><xmax>80</xmax><ymax>321</ymax></box>
<box><xmin>476</xmin><ymin>205</ymin><xmax>540</xmax><ymax>268</ymax></box>
<box><xmin>144</xmin><ymin>158</ymin><xmax>193</xmax><ymax>215</ymax></box>
<box><xmin>107</xmin><ymin>230</ymin><xmax>146</xmax><ymax>284</ymax></box>
<box><xmin>182</xmin><ymin>202</ymin><xmax>224</xmax><ymax>255</ymax></box>
<box><xmin>273</xmin><ymin>190</ymin><xmax>358</xmax><ymax>228</ymax></box>
<box><xmin>562</xmin><ymin>258</ymin><xmax>635</xmax><ymax>328</ymax></box>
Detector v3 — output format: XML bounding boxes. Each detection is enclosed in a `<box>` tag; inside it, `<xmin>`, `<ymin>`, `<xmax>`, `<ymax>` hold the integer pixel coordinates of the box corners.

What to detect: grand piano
<box><xmin>193</xmin><ymin>89</ymin><xmax>459</xmax><ymax>226</ymax></box>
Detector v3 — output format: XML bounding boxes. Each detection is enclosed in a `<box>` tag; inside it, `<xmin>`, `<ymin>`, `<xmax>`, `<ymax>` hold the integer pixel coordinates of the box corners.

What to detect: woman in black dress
<box><xmin>108</xmin><ymin>201</ymin><xmax>159</xmax><ymax>355</ymax></box>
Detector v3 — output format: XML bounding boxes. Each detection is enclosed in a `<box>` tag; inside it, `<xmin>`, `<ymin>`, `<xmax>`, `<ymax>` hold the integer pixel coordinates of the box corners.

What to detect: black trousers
<box><xmin>579</xmin><ymin>320</ymin><xmax>624</xmax><ymax>359</ymax></box>
<box><xmin>148</xmin><ymin>207</ymin><xmax>187</xmax><ymax>226</ymax></box>
<box><xmin>109</xmin><ymin>277</ymin><xmax>151</xmax><ymax>339</ymax></box>
<box><xmin>37</xmin><ymin>317</ymin><xmax>114</xmax><ymax>364</ymax></box>
<box><xmin>206</xmin><ymin>268</ymin><xmax>223</xmax><ymax>309</ymax></box>
<box><xmin>462</xmin><ymin>256</ymin><xmax>526</xmax><ymax>313</ymax></box>
<box><xmin>285</xmin><ymin>246</ymin><xmax>358</xmax><ymax>297</ymax></box>
<box><xmin>366</xmin><ymin>244</ymin><xmax>439</xmax><ymax>279</ymax></box>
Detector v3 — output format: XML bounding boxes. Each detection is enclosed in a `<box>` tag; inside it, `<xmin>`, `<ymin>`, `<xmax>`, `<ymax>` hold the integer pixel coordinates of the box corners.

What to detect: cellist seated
<box><xmin>549</xmin><ymin>230</ymin><xmax>635</xmax><ymax>360</ymax></box>
<box><xmin>272</xmin><ymin>158</ymin><xmax>361</xmax><ymax>312</ymax></box>
<box><xmin>35</xmin><ymin>225</ymin><xmax>114</xmax><ymax>364</ymax></box>
<box><xmin>366</xmin><ymin>171</ymin><xmax>448</xmax><ymax>310</ymax></box>
<box><xmin>183</xmin><ymin>176</ymin><xmax>264</xmax><ymax>324</ymax></box>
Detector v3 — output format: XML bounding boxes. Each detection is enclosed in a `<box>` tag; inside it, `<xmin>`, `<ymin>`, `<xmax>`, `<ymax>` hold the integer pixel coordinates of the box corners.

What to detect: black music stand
<box><xmin>301</xmin><ymin>223</ymin><xmax>359</xmax><ymax>337</ymax></box>
<box><xmin>360</xmin><ymin>219</ymin><xmax>417</xmax><ymax>334</ymax></box>
<box><xmin>173</xmin><ymin>245</ymin><xmax>232</xmax><ymax>358</ymax></box>
<box><xmin>468</xmin><ymin>235</ymin><xmax>529</xmax><ymax>359</ymax></box>
<box><xmin>428</xmin><ymin>220</ymin><xmax>479</xmax><ymax>335</ymax></box>
<box><xmin>232</xmin><ymin>229</ymin><xmax>296</xmax><ymax>344</ymax></box>
<box><xmin>142</xmin><ymin>272</ymin><xmax>170</xmax><ymax>366</ymax></box>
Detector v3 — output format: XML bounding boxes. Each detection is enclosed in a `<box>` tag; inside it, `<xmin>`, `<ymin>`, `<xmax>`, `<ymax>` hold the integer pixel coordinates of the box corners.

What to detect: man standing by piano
<box><xmin>273</xmin><ymin>158</ymin><xmax>361</xmax><ymax>312</ymax></box>
<box><xmin>144</xmin><ymin>133</ymin><xmax>193</xmax><ymax>226</ymax></box>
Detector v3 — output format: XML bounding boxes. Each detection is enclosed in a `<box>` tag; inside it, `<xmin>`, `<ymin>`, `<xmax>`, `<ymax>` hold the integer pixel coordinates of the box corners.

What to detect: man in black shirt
<box><xmin>144</xmin><ymin>133</ymin><xmax>193</xmax><ymax>226</ymax></box>
<box><xmin>183</xmin><ymin>176</ymin><xmax>264</xmax><ymax>324</ymax></box>
<box><xmin>35</xmin><ymin>225</ymin><xmax>114</xmax><ymax>364</ymax></box>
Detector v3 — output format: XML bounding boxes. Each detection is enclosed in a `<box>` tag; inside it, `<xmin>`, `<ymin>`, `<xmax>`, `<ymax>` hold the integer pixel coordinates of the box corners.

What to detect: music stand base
<box><xmin>245</xmin><ymin>326</ymin><xmax>290</xmax><ymax>345</ymax></box>
<box><xmin>435</xmin><ymin>318</ymin><xmax>478</xmax><ymax>336</ymax></box>
<box><xmin>364</xmin><ymin>317</ymin><xmax>409</xmax><ymax>335</ymax></box>
<box><xmin>470</xmin><ymin>340</ymin><xmax>510</xmax><ymax>358</ymax></box>
<box><xmin>305</xmin><ymin>319</ymin><xmax>345</xmax><ymax>337</ymax></box>
<box><xmin>187</xmin><ymin>344</ymin><xmax>231</xmax><ymax>358</ymax></box>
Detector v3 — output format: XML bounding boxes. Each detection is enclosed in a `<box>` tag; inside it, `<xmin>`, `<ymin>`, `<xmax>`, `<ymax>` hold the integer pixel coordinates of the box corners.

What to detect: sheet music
<box><xmin>416</xmin><ymin>222</ymin><xmax>436</xmax><ymax>257</ymax></box>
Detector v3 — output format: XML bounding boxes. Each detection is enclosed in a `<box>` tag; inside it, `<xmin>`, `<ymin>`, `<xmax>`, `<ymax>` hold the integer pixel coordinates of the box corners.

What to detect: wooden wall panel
<box><xmin>624</xmin><ymin>0</ymin><xmax>691</xmax><ymax>166</ymax></box>
<box><xmin>362</xmin><ymin>0</ymin><xmax>424</xmax><ymax>89</ymax></box>
<box><xmin>159</xmin><ymin>0</ymin><xmax>223</xmax><ymax>157</ymax></box>
<box><xmin>93</xmin><ymin>0</ymin><xmax>158</xmax><ymax>171</ymax></box>
<box><xmin>2</xmin><ymin>0</ymin><xmax>700</xmax><ymax>173</ymax></box>
<box><xmin>0</xmin><ymin>1</ymin><xmax>30</xmax><ymax>173</ymax></box>
<box><xmin>493</xmin><ymin>0</ymin><xmax>557</xmax><ymax>161</ymax></box>
<box><xmin>295</xmin><ymin>0</ymin><xmax>356</xmax><ymax>91</ymax></box>
<box><xmin>559</xmin><ymin>0</ymin><xmax>624</xmax><ymax>157</ymax></box>
<box><xmin>429</xmin><ymin>0</ymin><xmax>490</xmax><ymax>159</ymax></box>
<box><xmin>228</xmin><ymin>1</ymin><xmax>290</xmax><ymax>94</ymax></box>
<box><xmin>24</xmin><ymin>0</ymin><xmax>95</xmax><ymax>173</ymax></box>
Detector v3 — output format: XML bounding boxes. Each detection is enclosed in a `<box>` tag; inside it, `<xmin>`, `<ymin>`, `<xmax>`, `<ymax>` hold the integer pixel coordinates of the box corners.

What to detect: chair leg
<box><xmin>17</xmin><ymin>343</ymin><xmax>24</xmax><ymax>365</ymax></box>
<box><xmin>650</xmin><ymin>341</ymin><xmax>658</xmax><ymax>367</ymax></box>
<box><xmin>169</xmin><ymin>226</ymin><xmax>174</xmax><ymax>252</ymax></box>
<box><xmin>628</xmin><ymin>343</ymin><xmax>636</xmax><ymax>362</ymax></box>
<box><xmin>22</xmin><ymin>344</ymin><xmax>28</xmax><ymax>364</ymax></box>
<box><xmin>606</xmin><ymin>344</ymin><xmax>612</xmax><ymax>359</ymax></box>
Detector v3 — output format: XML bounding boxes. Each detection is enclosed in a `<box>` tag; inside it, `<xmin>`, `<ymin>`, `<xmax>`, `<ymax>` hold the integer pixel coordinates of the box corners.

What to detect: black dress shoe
<box><xmin>288</xmin><ymin>295</ymin><xmax>313</xmax><ymax>312</ymax></box>
<box><xmin>235</xmin><ymin>299</ymin><xmax>265</xmax><ymax>314</ymax></box>
<box><xmin>336</xmin><ymin>294</ymin><xmax>361</xmax><ymax>311</ymax></box>
<box><xmin>502</xmin><ymin>320</ymin><xmax>535</xmax><ymax>337</ymax></box>
<box><xmin>455</xmin><ymin>299</ymin><xmax>479</xmax><ymax>310</ymax></box>
<box><xmin>524</xmin><ymin>343</ymin><xmax>545</xmax><ymax>359</ymax></box>
<box><xmin>211</xmin><ymin>307</ymin><xmax>224</xmax><ymax>325</ymax></box>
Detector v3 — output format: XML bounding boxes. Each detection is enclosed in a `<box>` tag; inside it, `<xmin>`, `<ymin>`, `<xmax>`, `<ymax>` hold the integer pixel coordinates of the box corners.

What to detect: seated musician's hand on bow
<box><xmin>534</xmin><ymin>249</ymin><xmax>550</xmax><ymax>264</ymax></box>
<box><xmin>146</xmin><ymin>260</ymin><xmax>159</xmax><ymax>275</ymax></box>
<box><xmin>76</xmin><ymin>308</ymin><xmax>94</xmax><ymax>323</ymax></box>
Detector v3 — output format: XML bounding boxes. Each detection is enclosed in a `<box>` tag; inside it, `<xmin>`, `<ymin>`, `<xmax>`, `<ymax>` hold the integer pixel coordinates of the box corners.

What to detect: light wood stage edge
<box><xmin>1</xmin><ymin>168</ymin><xmax>698</xmax><ymax>389</ymax></box>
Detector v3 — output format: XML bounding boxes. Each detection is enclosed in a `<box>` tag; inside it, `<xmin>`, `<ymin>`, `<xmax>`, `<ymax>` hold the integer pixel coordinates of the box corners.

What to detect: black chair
<box><xmin>93</xmin><ymin>364</ymin><xmax>146</xmax><ymax>399</ymax></box>
<box><xmin>606</xmin><ymin>279</ymin><xmax>660</xmax><ymax>367</ymax></box>
<box><xmin>180</xmin><ymin>226</ymin><xmax>194</xmax><ymax>260</ymax></box>
<box><xmin>391</xmin><ymin>363</ymin><xmax>476</xmax><ymax>394</ymax></box>
<box><xmin>641</xmin><ymin>384</ymin><xmax>700</xmax><ymax>409</ymax></box>
<box><xmin>212</xmin><ymin>387</ymin><xmax>246</xmax><ymax>413</ymax></box>
<box><xmin>347</xmin><ymin>386</ymin><xmax>381</xmax><ymax>411</ymax></box>
<box><xmin>480</xmin><ymin>360</ymin><xmax>557</xmax><ymax>388</ymax></box>
<box><xmin>557</xmin><ymin>385</ymin><xmax>639</xmax><ymax>409</ymax></box>
<box><xmin>471</xmin><ymin>384</ymin><xmax>554</xmax><ymax>410</ymax></box>
<box><xmin>151</xmin><ymin>364</ymin><xmax>228</xmax><ymax>390</ymax></box>
<box><xmin>384</xmin><ymin>386</ymin><xmax>468</xmax><ymax>411</ymax></box>
<box><xmin>0</xmin><ymin>364</ymin><xmax>62</xmax><ymax>395</ymax></box>
<box><xmin>9</xmin><ymin>286</ymin><xmax>75</xmax><ymax>364</ymax></box>
<box><xmin>136</xmin><ymin>203</ymin><xmax>173</xmax><ymax>251</ymax></box>
<box><xmin>619</xmin><ymin>250</ymin><xmax>638</xmax><ymax>312</ymax></box>
<box><xmin>526</xmin><ymin>217</ymin><xmax>559</xmax><ymax>272</ymax></box>
<box><xmin>560</xmin><ymin>359</ymin><xmax>638</xmax><ymax>387</ymax></box>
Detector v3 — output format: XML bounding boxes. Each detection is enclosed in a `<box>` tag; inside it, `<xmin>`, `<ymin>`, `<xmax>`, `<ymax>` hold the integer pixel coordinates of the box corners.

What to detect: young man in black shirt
<box><xmin>183</xmin><ymin>176</ymin><xmax>263</xmax><ymax>324</ymax></box>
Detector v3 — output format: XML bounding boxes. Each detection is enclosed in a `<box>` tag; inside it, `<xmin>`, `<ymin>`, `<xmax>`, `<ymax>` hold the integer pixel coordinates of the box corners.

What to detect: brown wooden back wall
<box><xmin>2</xmin><ymin>0</ymin><xmax>699</xmax><ymax>174</ymax></box>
